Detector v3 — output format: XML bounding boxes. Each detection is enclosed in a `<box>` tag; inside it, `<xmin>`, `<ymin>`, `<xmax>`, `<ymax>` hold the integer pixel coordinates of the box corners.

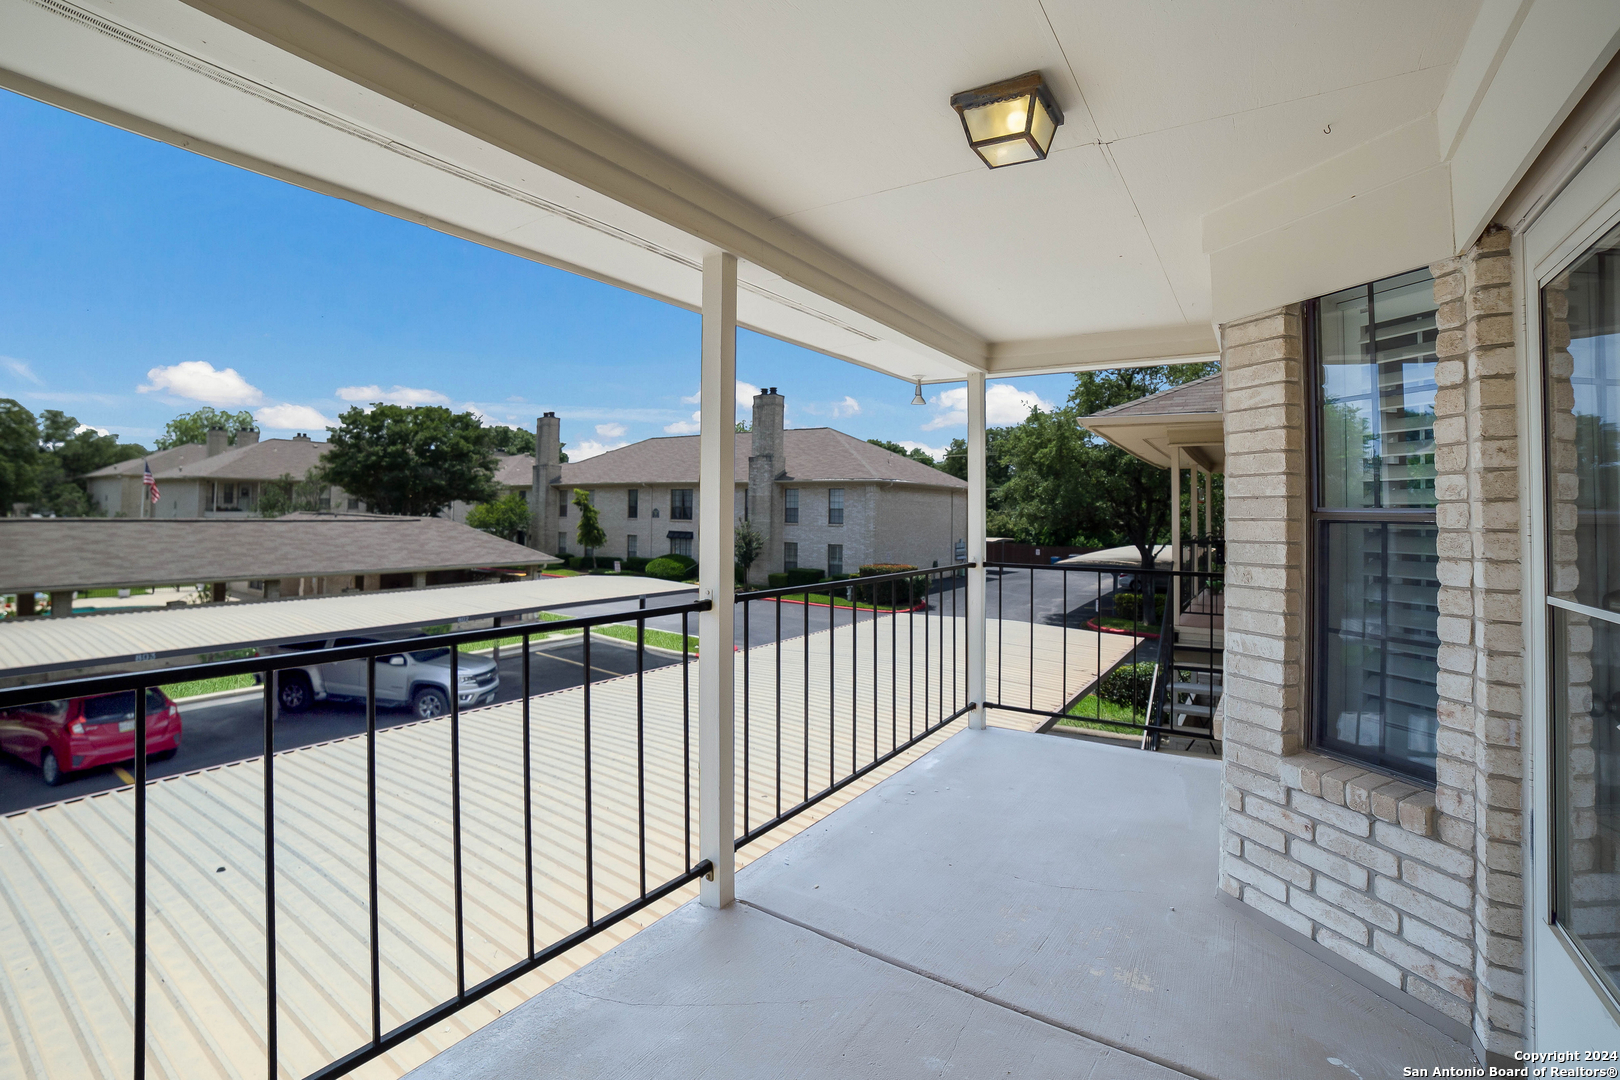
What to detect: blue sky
<box><xmin>0</xmin><ymin>89</ymin><xmax>1076</xmax><ymax>460</ymax></box>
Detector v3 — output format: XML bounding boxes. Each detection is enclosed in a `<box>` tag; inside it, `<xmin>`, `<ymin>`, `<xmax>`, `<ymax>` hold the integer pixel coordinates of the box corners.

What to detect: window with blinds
<box><xmin>1310</xmin><ymin>268</ymin><xmax>1441</xmax><ymax>782</ymax></box>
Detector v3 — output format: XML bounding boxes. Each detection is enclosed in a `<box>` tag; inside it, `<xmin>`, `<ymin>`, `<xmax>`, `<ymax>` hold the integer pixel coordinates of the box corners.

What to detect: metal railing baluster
<box><xmin>583</xmin><ymin>629</ymin><xmax>594</xmax><ymax>925</ymax></box>
<box><xmin>263</xmin><ymin>672</ymin><xmax>277</xmax><ymax>1080</ymax></box>
<box><xmin>134</xmin><ymin>679</ymin><xmax>147</xmax><ymax>1080</ymax></box>
<box><xmin>367</xmin><ymin>657</ymin><xmax>381</xmax><ymax>1044</ymax></box>
<box><xmin>743</xmin><ymin>597</ymin><xmax>750</xmax><ymax>838</ymax></box>
<box><xmin>523</xmin><ymin>630</ymin><xmax>534</xmax><ymax>958</ymax></box>
<box><xmin>451</xmin><ymin>646</ymin><xmax>465</xmax><ymax>998</ymax></box>
<box><xmin>637</xmin><ymin>599</ymin><xmax>647</xmax><ymax>898</ymax></box>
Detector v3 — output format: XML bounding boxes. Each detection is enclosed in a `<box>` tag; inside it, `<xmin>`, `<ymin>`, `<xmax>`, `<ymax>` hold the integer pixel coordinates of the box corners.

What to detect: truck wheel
<box><xmin>41</xmin><ymin>749</ymin><xmax>62</xmax><ymax>787</ymax></box>
<box><xmin>278</xmin><ymin>673</ymin><xmax>313</xmax><ymax>713</ymax></box>
<box><xmin>413</xmin><ymin>687</ymin><xmax>449</xmax><ymax>719</ymax></box>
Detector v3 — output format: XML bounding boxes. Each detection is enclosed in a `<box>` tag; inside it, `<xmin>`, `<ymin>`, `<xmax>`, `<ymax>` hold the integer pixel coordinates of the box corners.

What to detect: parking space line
<box><xmin>114</xmin><ymin>767</ymin><xmax>134</xmax><ymax>785</ymax></box>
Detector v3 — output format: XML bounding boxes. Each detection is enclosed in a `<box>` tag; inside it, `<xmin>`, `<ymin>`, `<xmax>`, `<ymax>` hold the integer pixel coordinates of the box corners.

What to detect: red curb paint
<box><xmin>1085</xmin><ymin>619</ymin><xmax>1159</xmax><ymax>640</ymax></box>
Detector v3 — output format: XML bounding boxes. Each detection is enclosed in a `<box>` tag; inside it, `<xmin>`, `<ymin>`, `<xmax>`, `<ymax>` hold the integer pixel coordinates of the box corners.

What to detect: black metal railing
<box><xmin>982</xmin><ymin>561</ymin><xmax>1222</xmax><ymax>748</ymax></box>
<box><xmin>0</xmin><ymin>598</ymin><xmax>710</xmax><ymax>1080</ymax></box>
<box><xmin>731</xmin><ymin>563</ymin><xmax>974</xmax><ymax>850</ymax></box>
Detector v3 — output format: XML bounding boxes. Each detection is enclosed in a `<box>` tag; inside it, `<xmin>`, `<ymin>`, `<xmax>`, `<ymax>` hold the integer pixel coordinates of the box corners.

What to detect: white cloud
<box><xmin>74</xmin><ymin>423</ymin><xmax>111</xmax><ymax>437</ymax></box>
<box><xmin>664</xmin><ymin>411</ymin><xmax>702</xmax><ymax>435</ymax></box>
<box><xmin>681</xmin><ymin>381</ymin><xmax>762</xmax><ymax>413</ymax></box>
<box><xmin>831</xmin><ymin>395</ymin><xmax>861</xmax><ymax>418</ymax></box>
<box><xmin>921</xmin><ymin>383</ymin><xmax>1055</xmax><ymax>430</ymax></box>
<box><xmin>256</xmin><ymin>404</ymin><xmax>334</xmax><ymax>431</ymax></box>
<box><xmin>336</xmin><ymin>384</ymin><xmax>451</xmax><ymax>406</ymax></box>
<box><xmin>139</xmin><ymin>361</ymin><xmax>264</xmax><ymax>406</ymax></box>
<box><xmin>570</xmin><ymin>438</ymin><xmax>630</xmax><ymax>460</ymax></box>
<box><xmin>900</xmin><ymin>440</ymin><xmax>950</xmax><ymax>460</ymax></box>
<box><xmin>595</xmin><ymin>422</ymin><xmax>627</xmax><ymax>438</ymax></box>
<box><xmin>2</xmin><ymin>357</ymin><xmax>41</xmax><ymax>384</ymax></box>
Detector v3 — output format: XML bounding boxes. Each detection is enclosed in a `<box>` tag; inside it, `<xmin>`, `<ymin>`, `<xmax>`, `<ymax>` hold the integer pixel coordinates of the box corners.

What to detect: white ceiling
<box><xmin>0</xmin><ymin>0</ymin><xmax>1493</xmax><ymax>380</ymax></box>
<box><xmin>390</xmin><ymin>0</ymin><xmax>1479</xmax><ymax>340</ymax></box>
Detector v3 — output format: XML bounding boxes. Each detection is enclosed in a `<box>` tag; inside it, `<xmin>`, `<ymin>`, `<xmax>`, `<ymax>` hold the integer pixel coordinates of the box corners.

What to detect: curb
<box><xmin>1084</xmin><ymin>619</ymin><xmax>1159</xmax><ymax>640</ymax></box>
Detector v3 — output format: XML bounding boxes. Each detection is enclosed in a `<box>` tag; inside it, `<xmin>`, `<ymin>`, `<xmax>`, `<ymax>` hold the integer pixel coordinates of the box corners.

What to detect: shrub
<box><xmin>1111</xmin><ymin>591</ymin><xmax>1166</xmax><ymax>623</ymax></box>
<box><xmin>852</xmin><ymin>564</ymin><xmax>928</xmax><ymax>606</ymax></box>
<box><xmin>1098</xmin><ymin>662</ymin><xmax>1157</xmax><ymax>709</ymax></box>
<box><xmin>644</xmin><ymin>555</ymin><xmax>697</xmax><ymax>581</ymax></box>
<box><xmin>766</xmin><ymin>568</ymin><xmax>825</xmax><ymax>589</ymax></box>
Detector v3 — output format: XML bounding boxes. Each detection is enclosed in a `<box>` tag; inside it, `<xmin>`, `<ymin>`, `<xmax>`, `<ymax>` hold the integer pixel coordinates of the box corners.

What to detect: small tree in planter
<box><xmin>734</xmin><ymin>519</ymin><xmax>764</xmax><ymax>585</ymax></box>
<box><xmin>573</xmin><ymin>488</ymin><xmax>607</xmax><ymax>569</ymax></box>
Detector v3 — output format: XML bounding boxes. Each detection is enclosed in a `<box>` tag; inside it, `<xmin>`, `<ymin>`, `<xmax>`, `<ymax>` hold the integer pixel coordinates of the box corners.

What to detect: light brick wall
<box><xmin>1217</xmin><ymin>229</ymin><xmax>1529</xmax><ymax>1056</ymax></box>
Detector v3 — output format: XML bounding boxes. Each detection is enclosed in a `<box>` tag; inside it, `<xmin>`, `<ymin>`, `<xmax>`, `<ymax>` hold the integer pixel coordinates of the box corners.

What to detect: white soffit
<box><xmin>1</xmin><ymin>0</ymin><xmax>1487</xmax><ymax>372</ymax></box>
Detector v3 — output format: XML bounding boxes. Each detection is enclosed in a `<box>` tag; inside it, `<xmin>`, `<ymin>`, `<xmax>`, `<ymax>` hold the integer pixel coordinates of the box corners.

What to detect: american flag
<box><xmin>142</xmin><ymin>460</ymin><xmax>160</xmax><ymax>504</ymax></box>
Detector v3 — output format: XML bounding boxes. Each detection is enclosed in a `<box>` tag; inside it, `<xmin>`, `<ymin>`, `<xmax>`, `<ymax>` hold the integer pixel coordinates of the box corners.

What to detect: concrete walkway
<box><xmin>406</xmin><ymin>729</ymin><xmax>1476</xmax><ymax>1080</ymax></box>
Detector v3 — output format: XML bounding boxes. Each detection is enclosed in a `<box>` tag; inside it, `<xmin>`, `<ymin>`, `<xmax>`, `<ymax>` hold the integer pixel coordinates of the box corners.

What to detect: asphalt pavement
<box><xmin>0</xmin><ymin>635</ymin><xmax>677</xmax><ymax>816</ymax></box>
<box><xmin>0</xmin><ymin>571</ymin><xmax>1121</xmax><ymax>816</ymax></box>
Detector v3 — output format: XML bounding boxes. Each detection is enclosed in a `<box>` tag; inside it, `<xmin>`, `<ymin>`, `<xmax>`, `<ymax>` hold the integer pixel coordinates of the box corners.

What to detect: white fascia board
<box><xmin>985</xmin><ymin>324</ymin><xmax>1218</xmax><ymax>377</ymax></box>
<box><xmin>172</xmin><ymin>0</ymin><xmax>987</xmax><ymax>367</ymax></box>
<box><xmin>1437</xmin><ymin>0</ymin><xmax>1535</xmax><ymax>162</ymax></box>
<box><xmin>1447</xmin><ymin>0</ymin><xmax>1620</xmax><ymax>250</ymax></box>
<box><xmin>1208</xmin><ymin>165</ymin><xmax>1455</xmax><ymax>326</ymax></box>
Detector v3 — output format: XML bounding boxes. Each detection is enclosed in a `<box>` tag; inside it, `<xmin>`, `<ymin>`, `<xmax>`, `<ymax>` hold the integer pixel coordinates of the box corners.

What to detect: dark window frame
<box><xmin>670</xmin><ymin>488</ymin><xmax>693</xmax><ymax>521</ymax></box>
<box><xmin>1304</xmin><ymin>273</ymin><xmax>1441</xmax><ymax>787</ymax></box>
<box><xmin>628</xmin><ymin>488</ymin><xmax>638</xmax><ymax>519</ymax></box>
<box><xmin>784</xmin><ymin>487</ymin><xmax>799</xmax><ymax>524</ymax></box>
<box><xmin>828</xmin><ymin>487</ymin><xmax>844</xmax><ymax>525</ymax></box>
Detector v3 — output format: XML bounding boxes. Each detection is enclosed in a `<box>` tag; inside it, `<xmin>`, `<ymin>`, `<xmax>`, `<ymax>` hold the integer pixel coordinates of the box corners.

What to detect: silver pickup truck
<box><xmin>267</xmin><ymin>634</ymin><xmax>500</xmax><ymax>718</ymax></box>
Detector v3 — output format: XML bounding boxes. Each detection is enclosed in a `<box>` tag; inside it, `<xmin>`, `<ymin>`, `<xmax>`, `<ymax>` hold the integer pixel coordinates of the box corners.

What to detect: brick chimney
<box><xmin>206</xmin><ymin>427</ymin><xmax>229</xmax><ymax>457</ymax></box>
<box><xmin>236</xmin><ymin>427</ymin><xmax>260</xmax><ymax>447</ymax></box>
<box><xmin>746</xmin><ymin>388</ymin><xmax>785</xmax><ymax>585</ymax></box>
<box><xmin>532</xmin><ymin>412</ymin><xmax>563</xmax><ymax>553</ymax></box>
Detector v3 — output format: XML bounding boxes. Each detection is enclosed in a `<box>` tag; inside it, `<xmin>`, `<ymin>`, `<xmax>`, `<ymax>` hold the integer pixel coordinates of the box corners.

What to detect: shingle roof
<box><xmin>156</xmin><ymin>438</ymin><xmax>330</xmax><ymax>481</ymax></box>
<box><xmin>1083</xmin><ymin>372</ymin><xmax>1222</xmax><ymax>419</ymax></box>
<box><xmin>557</xmin><ymin>429</ymin><xmax>964</xmax><ymax>488</ymax></box>
<box><xmin>495</xmin><ymin>453</ymin><xmax>535</xmax><ymax>487</ymax></box>
<box><xmin>84</xmin><ymin>443</ymin><xmax>208</xmax><ymax>478</ymax></box>
<box><xmin>0</xmin><ymin>515</ymin><xmax>556</xmax><ymax>593</ymax></box>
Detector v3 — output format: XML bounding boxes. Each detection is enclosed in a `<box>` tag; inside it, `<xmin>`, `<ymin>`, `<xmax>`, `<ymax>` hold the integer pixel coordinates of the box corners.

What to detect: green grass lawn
<box><xmin>454</xmin><ymin>614</ymin><xmax>698</xmax><ymax>655</ymax></box>
<box><xmin>81</xmin><ymin>587</ymin><xmax>154</xmax><ymax>598</ymax></box>
<box><xmin>1057</xmin><ymin>694</ymin><xmax>1151</xmax><ymax>736</ymax></box>
<box><xmin>163</xmin><ymin>674</ymin><xmax>257</xmax><ymax>700</ymax></box>
<box><xmin>776</xmin><ymin>591</ymin><xmax>917</xmax><ymax>611</ymax></box>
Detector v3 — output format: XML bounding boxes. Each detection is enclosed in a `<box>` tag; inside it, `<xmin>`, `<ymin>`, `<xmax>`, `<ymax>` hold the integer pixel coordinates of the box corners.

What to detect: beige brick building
<box><xmin>525</xmin><ymin>391</ymin><xmax>968</xmax><ymax>581</ymax></box>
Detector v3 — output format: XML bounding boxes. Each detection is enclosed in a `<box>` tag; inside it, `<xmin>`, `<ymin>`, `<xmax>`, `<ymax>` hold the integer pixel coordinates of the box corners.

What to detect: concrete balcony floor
<box><xmin>406</xmin><ymin>729</ymin><xmax>1475</xmax><ymax>1080</ymax></box>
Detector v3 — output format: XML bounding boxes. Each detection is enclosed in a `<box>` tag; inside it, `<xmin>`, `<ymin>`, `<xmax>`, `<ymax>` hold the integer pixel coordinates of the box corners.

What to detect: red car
<box><xmin>0</xmin><ymin>689</ymin><xmax>183</xmax><ymax>786</ymax></box>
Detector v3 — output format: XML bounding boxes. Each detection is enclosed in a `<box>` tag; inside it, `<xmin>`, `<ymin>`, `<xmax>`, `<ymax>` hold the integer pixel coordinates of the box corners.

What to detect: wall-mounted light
<box><xmin>911</xmin><ymin>380</ymin><xmax>927</xmax><ymax>406</ymax></box>
<box><xmin>949</xmin><ymin>71</ymin><xmax>1063</xmax><ymax>169</ymax></box>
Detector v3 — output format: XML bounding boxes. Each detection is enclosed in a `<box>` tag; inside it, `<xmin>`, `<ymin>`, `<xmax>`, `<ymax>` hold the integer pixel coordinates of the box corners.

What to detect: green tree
<box><xmin>467</xmin><ymin>491</ymin><xmax>531</xmax><ymax>542</ymax></box>
<box><xmin>32</xmin><ymin>410</ymin><xmax>146</xmax><ymax>517</ymax></box>
<box><xmin>0</xmin><ymin>399</ymin><xmax>39</xmax><ymax>513</ymax></box>
<box><xmin>258</xmin><ymin>469</ymin><xmax>327</xmax><ymax>518</ymax></box>
<box><xmin>573</xmin><ymin>488</ymin><xmax>606</xmax><ymax>567</ymax></box>
<box><xmin>734</xmin><ymin>517</ymin><xmax>764</xmax><ymax>579</ymax></box>
<box><xmin>156</xmin><ymin>407</ymin><xmax>257</xmax><ymax>450</ymax></box>
<box><xmin>487</xmin><ymin>424</ymin><xmax>536</xmax><ymax>456</ymax></box>
<box><xmin>865</xmin><ymin>438</ymin><xmax>940</xmax><ymax>468</ymax></box>
<box><xmin>322</xmin><ymin>404</ymin><xmax>500</xmax><ymax>516</ymax></box>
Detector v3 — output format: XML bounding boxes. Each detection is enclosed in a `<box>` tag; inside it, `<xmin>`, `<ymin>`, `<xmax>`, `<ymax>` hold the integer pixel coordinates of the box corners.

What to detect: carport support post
<box><xmin>698</xmin><ymin>250</ymin><xmax>737</xmax><ymax>908</ymax></box>
<box><xmin>966</xmin><ymin>372</ymin><xmax>987</xmax><ymax>730</ymax></box>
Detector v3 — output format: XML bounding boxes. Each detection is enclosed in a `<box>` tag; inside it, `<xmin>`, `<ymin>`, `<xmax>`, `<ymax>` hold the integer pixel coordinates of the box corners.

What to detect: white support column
<box><xmin>1170</xmin><ymin>448</ymin><xmax>1182</xmax><ymax>619</ymax></box>
<box><xmin>966</xmin><ymin>372</ymin><xmax>988</xmax><ymax>730</ymax></box>
<box><xmin>698</xmin><ymin>250</ymin><xmax>737</xmax><ymax>908</ymax></box>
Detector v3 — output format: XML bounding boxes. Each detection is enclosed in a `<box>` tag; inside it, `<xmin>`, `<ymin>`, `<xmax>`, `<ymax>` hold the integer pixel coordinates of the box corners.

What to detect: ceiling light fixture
<box><xmin>950</xmin><ymin>71</ymin><xmax>1063</xmax><ymax>169</ymax></box>
<box><xmin>911</xmin><ymin>380</ymin><xmax>927</xmax><ymax>406</ymax></box>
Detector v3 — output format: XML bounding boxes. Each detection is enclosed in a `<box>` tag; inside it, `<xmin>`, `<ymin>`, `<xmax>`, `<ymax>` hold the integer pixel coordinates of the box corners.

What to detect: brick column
<box><xmin>1218</xmin><ymin>305</ymin><xmax>1308</xmax><ymax>770</ymax></box>
<box><xmin>1430</xmin><ymin>226</ymin><xmax>1527</xmax><ymax>1057</ymax></box>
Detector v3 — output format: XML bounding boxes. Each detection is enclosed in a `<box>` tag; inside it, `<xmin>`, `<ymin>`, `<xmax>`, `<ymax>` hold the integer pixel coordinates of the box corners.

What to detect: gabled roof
<box><xmin>494</xmin><ymin>453</ymin><xmax>536</xmax><ymax>487</ymax></box>
<box><xmin>554</xmin><ymin>428</ymin><xmax>964</xmax><ymax>488</ymax></box>
<box><xmin>1084</xmin><ymin>373</ymin><xmax>1222</xmax><ymax>420</ymax></box>
<box><xmin>84</xmin><ymin>443</ymin><xmax>207</xmax><ymax>478</ymax></box>
<box><xmin>0</xmin><ymin>514</ymin><xmax>556</xmax><ymax>595</ymax></box>
<box><xmin>157</xmin><ymin>438</ymin><xmax>329</xmax><ymax>481</ymax></box>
